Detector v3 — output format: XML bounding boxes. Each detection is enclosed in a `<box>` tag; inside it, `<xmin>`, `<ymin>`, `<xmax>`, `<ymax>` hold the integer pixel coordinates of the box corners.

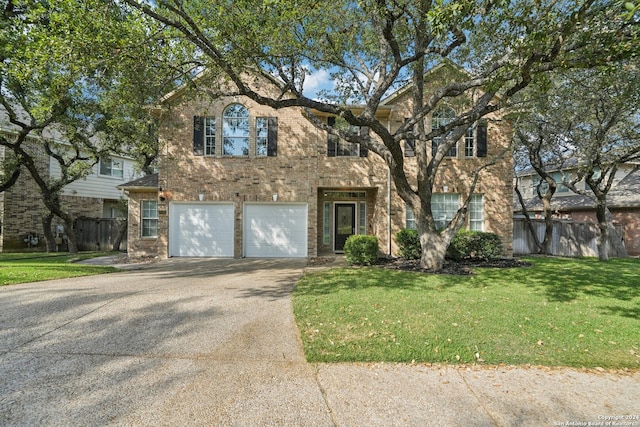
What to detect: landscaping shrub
<box><xmin>446</xmin><ymin>229</ymin><xmax>503</xmax><ymax>261</ymax></box>
<box><xmin>344</xmin><ymin>235</ymin><xmax>379</xmax><ymax>265</ymax></box>
<box><xmin>396</xmin><ymin>229</ymin><xmax>421</xmax><ymax>260</ymax></box>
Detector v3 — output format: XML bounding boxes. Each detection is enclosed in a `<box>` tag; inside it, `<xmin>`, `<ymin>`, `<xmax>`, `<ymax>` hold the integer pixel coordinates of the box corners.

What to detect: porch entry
<box><xmin>334</xmin><ymin>203</ymin><xmax>356</xmax><ymax>252</ymax></box>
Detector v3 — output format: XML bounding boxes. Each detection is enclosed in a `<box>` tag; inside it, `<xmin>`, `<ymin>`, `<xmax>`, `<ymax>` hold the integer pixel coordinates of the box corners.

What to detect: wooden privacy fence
<box><xmin>513</xmin><ymin>218</ymin><xmax>624</xmax><ymax>257</ymax></box>
<box><xmin>75</xmin><ymin>218</ymin><xmax>127</xmax><ymax>252</ymax></box>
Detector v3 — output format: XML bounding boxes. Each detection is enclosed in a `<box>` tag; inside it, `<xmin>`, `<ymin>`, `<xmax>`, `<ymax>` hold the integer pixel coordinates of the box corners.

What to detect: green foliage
<box><xmin>293</xmin><ymin>257</ymin><xmax>640</xmax><ymax>367</ymax></box>
<box><xmin>396</xmin><ymin>229</ymin><xmax>421</xmax><ymax>260</ymax></box>
<box><xmin>344</xmin><ymin>235</ymin><xmax>379</xmax><ymax>266</ymax></box>
<box><xmin>446</xmin><ymin>230</ymin><xmax>503</xmax><ymax>261</ymax></box>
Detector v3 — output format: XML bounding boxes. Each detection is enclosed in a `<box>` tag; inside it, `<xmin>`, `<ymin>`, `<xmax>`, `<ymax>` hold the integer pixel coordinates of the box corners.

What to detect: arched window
<box><xmin>223</xmin><ymin>104</ymin><xmax>249</xmax><ymax>156</ymax></box>
<box><xmin>431</xmin><ymin>106</ymin><xmax>457</xmax><ymax>157</ymax></box>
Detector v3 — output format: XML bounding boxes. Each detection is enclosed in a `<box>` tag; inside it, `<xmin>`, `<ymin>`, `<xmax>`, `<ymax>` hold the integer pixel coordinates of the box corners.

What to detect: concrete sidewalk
<box><xmin>1</xmin><ymin>258</ymin><xmax>638</xmax><ymax>426</ymax></box>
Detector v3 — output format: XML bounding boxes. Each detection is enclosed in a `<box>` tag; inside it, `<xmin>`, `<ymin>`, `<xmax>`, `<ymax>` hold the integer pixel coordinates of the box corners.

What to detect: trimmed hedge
<box><xmin>344</xmin><ymin>235</ymin><xmax>379</xmax><ymax>265</ymax></box>
<box><xmin>396</xmin><ymin>229</ymin><xmax>421</xmax><ymax>260</ymax></box>
<box><xmin>446</xmin><ymin>229</ymin><xmax>503</xmax><ymax>261</ymax></box>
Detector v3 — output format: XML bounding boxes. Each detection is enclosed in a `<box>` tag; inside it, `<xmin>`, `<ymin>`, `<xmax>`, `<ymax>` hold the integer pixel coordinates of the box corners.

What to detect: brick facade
<box><xmin>125</xmin><ymin>71</ymin><xmax>514</xmax><ymax>259</ymax></box>
<box><xmin>0</xmin><ymin>140</ymin><xmax>107</xmax><ymax>252</ymax></box>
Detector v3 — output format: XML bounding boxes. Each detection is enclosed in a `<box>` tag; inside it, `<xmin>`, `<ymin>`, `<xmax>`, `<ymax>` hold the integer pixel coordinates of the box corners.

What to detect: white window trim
<box><xmin>141</xmin><ymin>200</ymin><xmax>158</xmax><ymax>238</ymax></box>
<box><xmin>99</xmin><ymin>158</ymin><xmax>124</xmax><ymax>179</ymax></box>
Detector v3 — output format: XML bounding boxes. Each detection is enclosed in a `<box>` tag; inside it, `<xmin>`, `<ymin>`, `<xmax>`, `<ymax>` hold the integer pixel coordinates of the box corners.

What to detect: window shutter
<box><xmin>359</xmin><ymin>126</ymin><xmax>369</xmax><ymax>157</ymax></box>
<box><xmin>404</xmin><ymin>118</ymin><xmax>415</xmax><ymax>157</ymax></box>
<box><xmin>193</xmin><ymin>116</ymin><xmax>204</xmax><ymax>156</ymax></box>
<box><xmin>477</xmin><ymin>122</ymin><xmax>487</xmax><ymax>157</ymax></box>
<box><xmin>267</xmin><ymin>117</ymin><xmax>278</xmax><ymax>156</ymax></box>
<box><xmin>327</xmin><ymin>116</ymin><xmax>336</xmax><ymax>157</ymax></box>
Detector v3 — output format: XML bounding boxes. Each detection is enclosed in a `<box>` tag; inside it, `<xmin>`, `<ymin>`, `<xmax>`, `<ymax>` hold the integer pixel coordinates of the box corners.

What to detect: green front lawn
<box><xmin>0</xmin><ymin>252</ymin><xmax>117</xmax><ymax>286</ymax></box>
<box><xmin>293</xmin><ymin>257</ymin><xmax>640</xmax><ymax>368</ymax></box>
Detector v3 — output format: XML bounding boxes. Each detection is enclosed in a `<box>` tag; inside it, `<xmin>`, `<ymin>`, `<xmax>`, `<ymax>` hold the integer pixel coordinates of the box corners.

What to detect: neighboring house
<box><xmin>0</xmin><ymin>109</ymin><xmax>140</xmax><ymax>251</ymax></box>
<box><xmin>514</xmin><ymin>162</ymin><xmax>640</xmax><ymax>255</ymax></box>
<box><xmin>120</xmin><ymin>65</ymin><xmax>514</xmax><ymax>259</ymax></box>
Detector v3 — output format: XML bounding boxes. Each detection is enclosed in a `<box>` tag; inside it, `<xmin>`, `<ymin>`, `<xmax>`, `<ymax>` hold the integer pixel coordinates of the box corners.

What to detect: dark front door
<box><xmin>334</xmin><ymin>203</ymin><xmax>355</xmax><ymax>251</ymax></box>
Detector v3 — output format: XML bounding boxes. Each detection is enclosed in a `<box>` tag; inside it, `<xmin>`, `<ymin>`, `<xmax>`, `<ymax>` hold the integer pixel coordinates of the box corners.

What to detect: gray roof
<box><xmin>117</xmin><ymin>173</ymin><xmax>158</xmax><ymax>191</ymax></box>
<box><xmin>515</xmin><ymin>168</ymin><xmax>640</xmax><ymax>212</ymax></box>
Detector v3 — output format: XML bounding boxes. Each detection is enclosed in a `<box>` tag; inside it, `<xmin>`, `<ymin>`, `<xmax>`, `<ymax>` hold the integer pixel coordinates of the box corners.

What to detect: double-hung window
<box><xmin>465</xmin><ymin>126</ymin><xmax>475</xmax><ymax>157</ymax></box>
<box><xmin>327</xmin><ymin>117</ymin><xmax>368</xmax><ymax>157</ymax></box>
<box><xmin>141</xmin><ymin>200</ymin><xmax>158</xmax><ymax>238</ymax></box>
<box><xmin>432</xmin><ymin>107</ymin><xmax>457</xmax><ymax>158</ymax></box>
<box><xmin>204</xmin><ymin>117</ymin><xmax>216</xmax><ymax>156</ymax></box>
<box><xmin>469</xmin><ymin>194</ymin><xmax>484</xmax><ymax>231</ymax></box>
<box><xmin>100</xmin><ymin>158</ymin><xmax>124</xmax><ymax>178</ymax></box>
<box><xmin>432</xmin><ymin>193</ymin><xmax>460</xmax><ymax>230</ymax></box>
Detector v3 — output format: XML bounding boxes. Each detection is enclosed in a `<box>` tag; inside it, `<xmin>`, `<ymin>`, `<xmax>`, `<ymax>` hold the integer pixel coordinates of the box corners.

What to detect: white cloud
<box><xmin>303</xmin><ymin>69</ymin><xmax>333</xmax><ymax>97</ymax></box>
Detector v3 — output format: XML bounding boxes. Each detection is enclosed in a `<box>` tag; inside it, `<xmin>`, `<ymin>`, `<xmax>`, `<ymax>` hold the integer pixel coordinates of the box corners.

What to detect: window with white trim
<box><xmin>141</xmin><ymin>200</ymin><xmax>158</xmax><ymax>238</ymax></box>
<box><xmin>205</xmin><ymin>117</ymin><xmax>216</xmax><ymax>156</ymax></box>
<box><xmin>432</xmin><ymin>193</ymin><xmax>460</xmax><ymax>230</ymax></box>
<box><xmin>256</xmin><ymin>117</ymin><xmax>268</xmax><ymax>156</ymax></box>
<box><xmin>469</xmin><ymin>194</ymin><xmax>484</xmax><ymax>231</ymax></box>
<box><xmin>465</xmin><ymin>126</ymin><xmax>475</xmax><ymax>157</ymax></box>
<box><xmin>99</xmin><ymin>158</ymin><xmax>124</xmax><ymax>178</ymax></box>
<box><xmin>359</xmin><ymin>202</ymin><xmax>366</xmax><ymax>234</ymax></box>
<box><xmin>223</xmin><ymin>103</ymin><xmax>249</xmax><ymax>156</ymax></box>
<box><xmin>405</xmin><ymin>206</ymin><xmax>416</xmax><ymax>230</ymax></box>
<box><xmin>432</xmin><ymin>106</ymin><xmax>457</xmax><ymax>157</ymax></box>
<box><xmin>323</xmin><ymin>202</ymin><xmax>331</xmax><ymax>244</ymax></box>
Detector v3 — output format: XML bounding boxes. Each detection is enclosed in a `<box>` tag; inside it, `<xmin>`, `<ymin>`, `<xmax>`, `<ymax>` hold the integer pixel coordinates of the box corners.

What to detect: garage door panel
<box><xmin>170</xmin><ymin>203</ymin><xmax>234</xmax><ymax>257</ymax></box>
<box><xmin>244</xmin><ymin>204</ymin><xmax>307</xmax><ymax>258</ymax></box>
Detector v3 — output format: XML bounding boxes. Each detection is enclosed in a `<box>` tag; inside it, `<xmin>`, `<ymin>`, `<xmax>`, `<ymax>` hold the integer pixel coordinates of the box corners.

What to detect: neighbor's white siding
<box><xmin>50</xmin><ymin>156</ymin><xmax>140</xmax><ymax>200</ymax></box>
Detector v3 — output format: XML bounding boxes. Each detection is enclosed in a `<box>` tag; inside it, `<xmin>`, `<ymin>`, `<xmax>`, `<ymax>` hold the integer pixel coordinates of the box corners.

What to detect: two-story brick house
<box><xmin>121</xmin><ymin>67</ymin><xmax>514</xmax><ymax>259</ymax></box>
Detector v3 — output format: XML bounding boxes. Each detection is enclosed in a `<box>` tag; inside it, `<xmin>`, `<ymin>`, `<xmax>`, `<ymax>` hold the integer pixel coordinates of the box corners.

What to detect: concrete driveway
<box><xmin>1</xmin><ymin>258</ymin><xmax>638</xmax><ymax>426</ymax></box>
<box><xmin>0</xmin><ymin>258</ymin><xmax>332</xmax><ymax>426</ymax></box>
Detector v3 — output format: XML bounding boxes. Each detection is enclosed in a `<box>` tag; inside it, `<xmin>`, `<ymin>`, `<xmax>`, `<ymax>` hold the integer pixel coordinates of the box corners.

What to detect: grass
<box><xmin>292</xmin><ymin>257</ymin><xmax>640</xmax><ymax>368</ymax></box>
<box><xmin>0</xmin><ymin>252</ymin><xmax>118</xmax><ymax>286</ymax></box>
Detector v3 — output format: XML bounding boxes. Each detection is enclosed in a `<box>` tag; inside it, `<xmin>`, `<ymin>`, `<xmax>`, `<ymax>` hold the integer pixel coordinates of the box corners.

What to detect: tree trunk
<box><xmin>418</xmin><ymin>230</ymin><xmax>449</xmax><ymax>271</ymax></box>
<box><xmin>41</xmin><ymin>212</ymin><xmax>57</xmax><ymax>252</ymax></box>
<box><xmin>112</xmin><ymin>218</ymin><xmax>127</xmax><ymax>252</ymax></box>
<box><xmin>63</xmin><ymin>217</ymin><xmax>78</xmax><ymax>254</ymax></box>
<box><xmin>540</xmin><ymin>190</ymin><xmax>555</xmax><ymax>255</ymax></box>
<box><xmin>595</xmin><ymin>202</ymin><xmax>610</xmax><ymax>261</ymax></box>
<box><xmin>514</xmin><ymin>182</ymin><xmax>543</xmax><ymax>253</ymax></box>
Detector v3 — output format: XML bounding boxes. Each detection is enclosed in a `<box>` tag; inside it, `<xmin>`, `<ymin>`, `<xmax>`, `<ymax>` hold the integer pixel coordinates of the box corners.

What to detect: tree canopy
<box><xmin>117</xmin><ymin>0</ymin><xmax>640</xmax><ymax>269</ymax></box>
<box><xmin>0</xmin><ymin>0</ymin><xmax>179</xmax><ymax>251</ymax></box>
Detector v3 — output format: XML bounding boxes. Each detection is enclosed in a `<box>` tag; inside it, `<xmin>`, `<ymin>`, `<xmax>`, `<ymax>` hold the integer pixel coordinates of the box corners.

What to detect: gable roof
<box><xmin>515</xmin><ymin>167</ymin><xmax>640</xmax><ymax>212</ymax></box>
<box><xmin>117</xmin><ymin>173</ymin><xmax>158</xmax><ymax>191</ymax></box>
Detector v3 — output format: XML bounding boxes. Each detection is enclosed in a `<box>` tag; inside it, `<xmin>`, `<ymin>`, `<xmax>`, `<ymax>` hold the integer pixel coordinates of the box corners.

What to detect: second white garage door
<box><xmin>244</xmin><ymin>203</ymin><xmax>308</xmax><ymax>258</ymax></box>
<box><xmin>169</xmin><ymin>203</ymin><xmax>234</xmax><ymax>257</ymax></box>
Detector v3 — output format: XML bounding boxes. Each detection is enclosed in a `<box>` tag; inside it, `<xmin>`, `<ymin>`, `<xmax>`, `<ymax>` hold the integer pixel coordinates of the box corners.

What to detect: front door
<box><xmin>334</xmin><ymin>203</ymin><xmax>355</xmax><ymax>252</ymax></box>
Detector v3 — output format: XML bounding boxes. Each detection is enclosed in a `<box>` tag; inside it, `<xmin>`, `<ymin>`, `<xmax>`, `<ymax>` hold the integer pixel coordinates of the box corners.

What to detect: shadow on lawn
<box><xmin>479</xmin><ymin>257</ymin><xmax>640</xmax><ymax>315</ymax></box>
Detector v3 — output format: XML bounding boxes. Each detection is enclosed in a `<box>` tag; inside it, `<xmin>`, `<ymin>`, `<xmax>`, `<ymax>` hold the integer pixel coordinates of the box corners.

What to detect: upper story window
<box><xmin>99</xmin><ymin>158</ymin><xmax>124</xmax><ymax>178</ymax></box>
<box><xmin>326</xmin><ymin>116</ymin><xmax>368</xmax><ymax>158</ymax></box>
<box><xmin>465</xmin><ymin>126</ymin><xmax>475</xmax><ymax>157</ymax></box>
<box><xmin>205</xmin><ymin>117</ymin><xmax>216</xmax><ymax>156</ymax></box>
<box><xmin>193</xmin><ymin>106</ymin><xmax>277</xmax><ymax>157</ymax></box>
<box><xmin>223</xmin><ymin>104</ymin><xmax>249</xmax><ymax>156</ymax></box>
<box><xmin>432</xmin><ymin>106</ymin><xmax>457</xmax><ymax>158</ymax></box>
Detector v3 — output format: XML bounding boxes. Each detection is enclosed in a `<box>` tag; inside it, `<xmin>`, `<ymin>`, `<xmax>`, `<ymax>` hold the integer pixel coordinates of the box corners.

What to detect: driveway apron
<box><xmin>0</xmin><ymin>258</ymin><xmax>333</xmax><ymax>426</ymax></box>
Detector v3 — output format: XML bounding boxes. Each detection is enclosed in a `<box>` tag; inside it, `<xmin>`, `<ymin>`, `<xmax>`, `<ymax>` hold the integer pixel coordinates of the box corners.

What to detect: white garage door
<box><xmin>169</xmin><ymin>203</ymin><xmax>234</xmax><ymax>257</ymax></box>
<box><xmin>244</xmin><ymin>203</ymin><xmax>308</xmax><ymax>258</ymax></box>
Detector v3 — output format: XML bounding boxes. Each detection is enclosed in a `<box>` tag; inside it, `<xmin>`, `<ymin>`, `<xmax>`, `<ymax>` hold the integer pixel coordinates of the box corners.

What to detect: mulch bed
<box><xmin>375</xmin><ymin>257</ymin><xmax>532</xmax><ymax>275</ymax></box>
